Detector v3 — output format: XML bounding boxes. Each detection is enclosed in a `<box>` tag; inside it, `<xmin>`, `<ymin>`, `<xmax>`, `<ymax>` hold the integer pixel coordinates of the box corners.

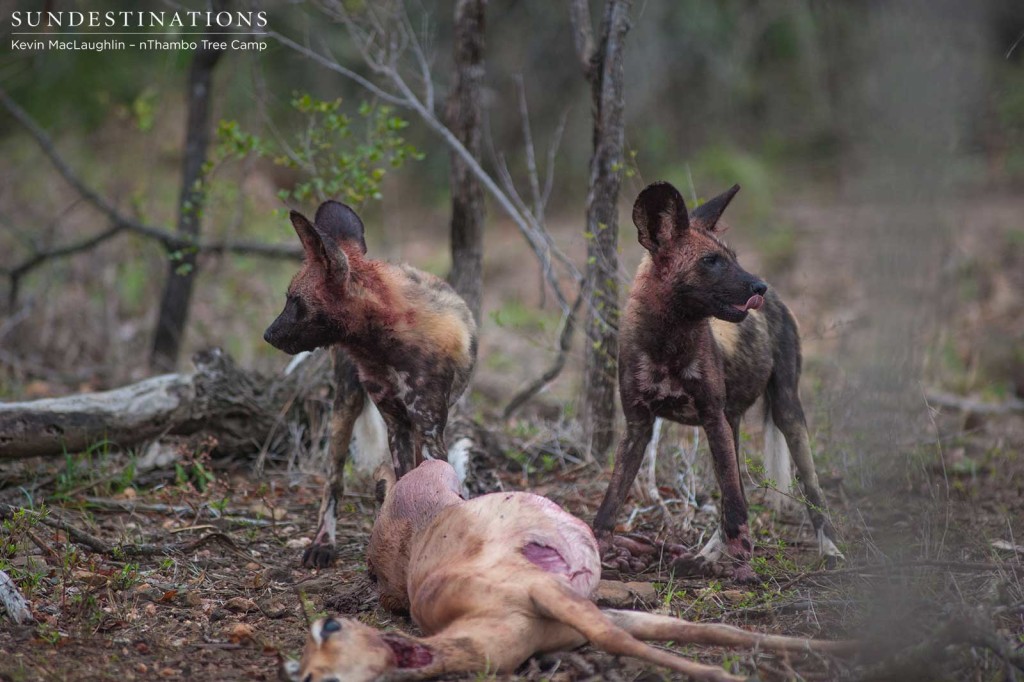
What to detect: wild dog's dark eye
<box><xmin>288</xmin><ymin>295</ymin><xmax>307</xmax><ymax>318</ymax></box>
<box><xmin>701</xmin><ymin>254</ymin><xmax>719</xmax><ymax>266</ymax></box>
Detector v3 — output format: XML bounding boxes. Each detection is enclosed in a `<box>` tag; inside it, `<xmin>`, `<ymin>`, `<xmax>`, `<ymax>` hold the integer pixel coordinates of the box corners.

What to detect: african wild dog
<box><xmin>593</xmin><ymin>181</ymin><xmax>842</xmax><ymax>583</ymax></box>
<box><xmin>264</xmin><ymin>200</ymin><xmax>477</xmax><ymax>568</ymax></box>
<box><xmin>284</xmin><ymin>460</ymin><xmax>853</xmax><ymax>682</ymax></box>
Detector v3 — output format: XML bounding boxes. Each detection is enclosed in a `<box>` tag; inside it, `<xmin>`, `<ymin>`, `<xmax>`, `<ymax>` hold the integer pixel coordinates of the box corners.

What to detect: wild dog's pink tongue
<box><xmin>733</xmin><ymin>294</ymin><xmax>764</xmax><ymax>312</ymax></box>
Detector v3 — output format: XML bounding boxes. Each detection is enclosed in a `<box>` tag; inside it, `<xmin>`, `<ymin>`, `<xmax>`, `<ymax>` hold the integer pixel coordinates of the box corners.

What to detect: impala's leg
<box><xmin>604</xmin><ymin>609</ymin><xmax>857</xmax><ymax>656</ymax></box>
<box><xmin>529</xmin><ymin>579</ymin><xmax>744</xmax><ymax>682</ymax></box>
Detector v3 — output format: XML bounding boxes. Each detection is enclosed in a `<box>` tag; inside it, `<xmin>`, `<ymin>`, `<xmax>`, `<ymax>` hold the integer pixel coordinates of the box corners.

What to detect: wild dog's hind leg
<box><xmin>303</xmin><ymin>349</ymin><xmax>365</xmax><ymax>568</ymax></box>
<box><xmin>768</xmin><ymin>375</ymin><xmax>844</xmax><ymax>566</ymax></box>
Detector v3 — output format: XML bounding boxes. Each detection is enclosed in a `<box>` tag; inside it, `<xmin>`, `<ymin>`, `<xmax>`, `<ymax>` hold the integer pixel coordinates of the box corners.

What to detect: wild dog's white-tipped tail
<box><xmin>447</xmin><ymin>437</ymin><xmax>473</xmax><ymax>494</ymax></box>
<box><xmin>763</xmin><ymin>410</ymin><xmax>794</xmax><ymax>512</ymax></box>
<box><xmin>350</xmin><ymin>394</ymin><xmax>389</xmax><ymax>474</ymax></box>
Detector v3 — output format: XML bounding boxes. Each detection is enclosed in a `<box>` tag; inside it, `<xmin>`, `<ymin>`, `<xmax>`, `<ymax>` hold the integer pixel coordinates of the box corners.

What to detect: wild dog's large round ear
<box><xmin>291</xmin><ymin>208</ymin><xmax>350</xmax><ymax>281</ymax></box>
<box><xmin>691</xmin><ymin>184</ymin><xmax>740</xmax><ymax>233</ymax></box>
<box><xmin>290</xmin><ymin>210</ymin><xmax>324</xmax><ymax>262</ymax></box>
<box><xmin>632</xmin><ymin>181</ymin><xmax>689</xmax><ymax>253</ymax></box>
<box><xmin>315</xmin><ymin>200</ymin><xmax>368</xmax><ymax>255</ymax></box>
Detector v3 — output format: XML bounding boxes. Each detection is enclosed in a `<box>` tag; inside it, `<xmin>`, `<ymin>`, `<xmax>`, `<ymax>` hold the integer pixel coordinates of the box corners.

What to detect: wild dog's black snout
<box><xmin>263</xmin><ymin>328</ymin><xmax>274</xmax><ymax>344</ymax></box>
<box><xmin>751</xmin><ymin>281</ymin><xmax>768</xmax><ymax>296</ymax></box>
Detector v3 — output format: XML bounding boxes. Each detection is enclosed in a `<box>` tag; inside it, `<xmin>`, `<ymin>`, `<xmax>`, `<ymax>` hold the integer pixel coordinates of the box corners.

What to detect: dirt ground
<box><xmin>1</xmin><ymin>195</ymin><xmax>1023</xmax><ymax>681</ymax></box>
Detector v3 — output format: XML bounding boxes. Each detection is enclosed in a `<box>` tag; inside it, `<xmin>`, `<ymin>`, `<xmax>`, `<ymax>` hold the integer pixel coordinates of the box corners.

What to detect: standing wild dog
<box><xmin>264</xmin><ymin>200</ymin><xmax>477</xmax><ymax>568</ymax></box>
<box><xmin>593</xmin><ymin>181</ymin><xmax>842</xmax><ymax>583</ymax></box>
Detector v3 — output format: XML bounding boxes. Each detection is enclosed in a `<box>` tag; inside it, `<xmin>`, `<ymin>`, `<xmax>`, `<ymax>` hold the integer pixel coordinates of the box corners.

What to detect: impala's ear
<box><xmin>290</xmin><ymin>208</ymin><xmax>349</xmax><ymax>281</ymax></box>
<box><xmin>691</xmin><ymin>184</ymin><xmax>740</xmax><ymax>232</ymax></box>
<box><xmin>315</xmin><ymin>200</ymin><xmax>367</xmax><ymax>254</ymax></box>
<box><xmin>380</xmin><ymin>632</ymin><xmax>436</xmax><ymax>670</ymax></box>
<box><xmin>632</xmin><ymin>181</ymin><xmax>689</xmax><ymax>254</ymax></box>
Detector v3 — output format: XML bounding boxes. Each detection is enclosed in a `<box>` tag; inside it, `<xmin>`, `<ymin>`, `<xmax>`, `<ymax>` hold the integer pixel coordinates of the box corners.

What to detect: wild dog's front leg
<box><xmin>303</xmin><ymin>350</ymin><xmax>365</xmax><ymax>569</ymax></box>
<box><xmin>594</xmin><ymin>416</ymin><xmax>681</xmax><ymax>572</ymax></box>
<box><xmin>380</xmin><ymin>408</ymin><xmax>416</xmax><ymax>478</ymax></box>
<box><xmin>681</xmin><ymin>408</ymin><xmax>757</xmax><ymax>583</ymax></box>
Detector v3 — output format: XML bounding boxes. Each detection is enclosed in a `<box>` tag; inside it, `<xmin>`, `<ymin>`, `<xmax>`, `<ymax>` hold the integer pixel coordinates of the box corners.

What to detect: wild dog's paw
<box><xmin>301</xmin><ymin>541</ymin><xmax>337</xmax><ymax>569</ymax></box>
<box><xmin>668</xmin><ymin>553</ymin><xmax>728</xmax><ymax>579</ymax></box>
<box><xmin>598</xmin><ymin>533</ymin><xmax>690</xmax><ymax>575</ymax></box>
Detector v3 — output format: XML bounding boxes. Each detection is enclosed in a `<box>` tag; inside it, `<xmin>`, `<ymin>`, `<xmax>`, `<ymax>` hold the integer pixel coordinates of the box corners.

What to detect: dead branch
<box><xmin>0</xmin><ymin>569</ymin><xmax>34</xmax><ymax>625</ymax></box>
<box><xmin>925</xmin><ymin>390</ymin><xmax>1024</xmax><ymax>415</ymax></box>
<box><xmin>0</xmin><ymin>348</ymin><xmax>326</xmax><ymax>460</ymax></box>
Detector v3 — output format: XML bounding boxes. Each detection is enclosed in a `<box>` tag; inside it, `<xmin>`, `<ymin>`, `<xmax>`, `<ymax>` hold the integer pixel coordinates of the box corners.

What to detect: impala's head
<box><xmin>283</xmin><ymin>616</ymin><xmax>436</xmax><ymax>682</ymax></box>
<box><xmin>632</xmin><ymin>181</ymin><xmax>767</xmax><ymax>323</ymax></box>
<box><xmin>263</xmin><ymin>200</ymin><xmax>367</xmax><ymax>354</ymax></box>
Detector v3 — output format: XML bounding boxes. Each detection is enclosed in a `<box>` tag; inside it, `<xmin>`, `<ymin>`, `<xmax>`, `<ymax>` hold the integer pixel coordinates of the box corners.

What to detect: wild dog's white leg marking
<box><xmin>636</xmin><ymin>418</ymin><xmax>664</xmax><ymax>504</ymax></box>
<box><xmin>448</xmin><ymin>437</ymin><xmax>473</xmax><ymax>493</ymax></box>
<box><xmin>818</xmin><ymin>527</ymin><xmax>845</xmax><ymax>559</ymax></box>
<box><xmin>763</xmin><ymin>410</ymin><xmax>794</xmax><ymax>512</ymax></box>
<box><xmin>351</xmin><ymin>395</ymin><xmax>389</xmax><ymax>474</ymax></box>
<box><xmin>698</xmin><ymin>528</ymin><xmax>725</xmax><ymax>562</ymax></box>
<box><xmin>313</xmin><ymin>494</ymin><xmax>337</xmax><ymax>546</ymax></box>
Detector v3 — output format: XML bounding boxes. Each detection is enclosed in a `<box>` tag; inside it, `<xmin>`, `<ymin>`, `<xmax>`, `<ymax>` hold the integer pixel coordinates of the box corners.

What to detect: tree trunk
<box><xmin>150</xmin><ymin>10</ymin><xmax>227</xmax><ymax>372</ymax></box>
<box><xmin>0</xmin><ymin>349</ymin><xmax>329</xmax><ymax>461</ymax></box>
<box><xmin>573</xmin><ymin>0</ymin><xmax>632</xmax><ymax>461</ymax></box>
<box><xmin>445</xmin><ymin>0</ymin><xmax>487</xmax><ymax>325</ymax></box>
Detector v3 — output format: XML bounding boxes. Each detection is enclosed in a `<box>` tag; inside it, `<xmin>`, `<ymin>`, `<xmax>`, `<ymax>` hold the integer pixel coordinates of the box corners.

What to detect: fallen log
<box><xmin>0</xmin><ymin>569</ymin><xmax>34</xmax><ymax>624</ymax></box>
<box><xmin>0</xmin><ymin>348</ymin><xmax>330</xmax><ymax>460</ymax></box>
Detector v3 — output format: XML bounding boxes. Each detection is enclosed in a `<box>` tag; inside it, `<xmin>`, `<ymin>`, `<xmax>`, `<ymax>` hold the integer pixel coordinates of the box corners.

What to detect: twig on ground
<box><xmin>0</xmin><ymin>504</ymin><xmax>244</xmax><ymax>558</ymax></box>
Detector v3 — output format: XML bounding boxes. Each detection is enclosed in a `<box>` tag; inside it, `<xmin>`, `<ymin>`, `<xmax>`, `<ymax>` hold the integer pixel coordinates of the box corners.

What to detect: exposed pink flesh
<box><xmin>732</xmin><ymin>294</ymin><xmax>764</xmax><ymax>312</ymax></box>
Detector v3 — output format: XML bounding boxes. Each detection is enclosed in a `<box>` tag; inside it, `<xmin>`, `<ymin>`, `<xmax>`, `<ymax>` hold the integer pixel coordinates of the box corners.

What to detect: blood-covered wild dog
<box><xmin>593</xmin><ymin>181</ymin><xmax>843</xmax><ymax>583</ymax></box>
<box><xmin>285</xmin><ymin>460</ymin><xmax>854</xmax><ymax>682</ymax></box>
<box><xmin>264</xmin><ymin>201</ymin><xmax>477</xmax><ymax>568</ymax></box>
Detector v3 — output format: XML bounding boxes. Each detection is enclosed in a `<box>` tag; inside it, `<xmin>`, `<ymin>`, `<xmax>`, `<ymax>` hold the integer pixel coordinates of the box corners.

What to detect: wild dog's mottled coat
<box><xmin>264</xmin><ymin>201</ymin><xmax>477</xmax><ymax>568</ymax></box>
<box><xmin>593</xmin><ymin>181</ymin><xmax>841</xmax><ymax>583</ymax></box>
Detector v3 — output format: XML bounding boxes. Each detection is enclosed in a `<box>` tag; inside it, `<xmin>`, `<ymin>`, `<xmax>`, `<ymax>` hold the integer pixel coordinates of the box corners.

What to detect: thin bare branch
<box><xmin>569</xmin><ymin>0</ymin><xmax>597</xmax><ymax>79</ymax></box>
<box><xmin>0</xmin><ymin>89</ymin><xmax>303</xmax><ymax>272</ymax></box>
<box><xmin>266</xmin><ymin>29</ymin><xmax>406</xmax><ymax>105</ymax></box>
<box><xmin>398</xmin><ymin>1</ymin><xmax>435</xmax><ymax>113</ymax></box>
<box><xmin>514</xmin><ymin>75</ymin><xmax>544</xmax><ymax>221</ymax></box>
<box><xmin>503</xmin><ymin>289</ymin><xmax>586</xmax><ymax>419</ymax></box>
<box><xmin>542</xmin><ymin>109</ymin><xmax>570</xmax><ymax>213</ymax></box>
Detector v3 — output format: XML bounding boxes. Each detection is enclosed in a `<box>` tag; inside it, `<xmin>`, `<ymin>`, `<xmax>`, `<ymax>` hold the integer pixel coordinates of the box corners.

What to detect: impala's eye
<box><xmin>701</xmin><ymin>254</ymin><xmax>719</xmax><ymax>266</ymax></box>
<box><xmin>322</xmin><ymin>618</ymin><xmax>341</xmax><ymax>634</ymax></box>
